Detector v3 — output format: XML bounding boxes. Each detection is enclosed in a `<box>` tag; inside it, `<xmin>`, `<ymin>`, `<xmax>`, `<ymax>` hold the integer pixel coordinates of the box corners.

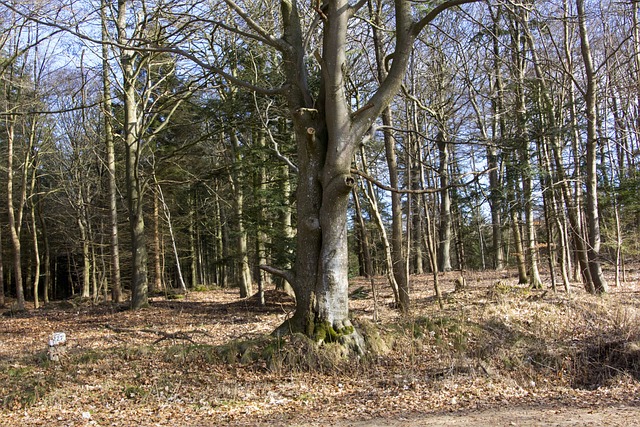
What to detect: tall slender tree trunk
<box><xmin>102</xmin><ymin>0</ymin><xmax>122</xmax><ymax>303</ymax></box>
<box><xmin>358</xmin><ymin>145</ymin><xmax>400</xmax><ymax>304</ymax></box>
<box><xmin>155</xmin><ymin>180</ymin><xmax>187</xmax><ymax>292</ymax></box>
<box><xmin>189</xmin><ymin>194</ymin><xmax>198</xmax><ymax>288</ymax></box>
<box><xmin>0</xmin><ymin>227</ymin><xmax>5</xmax><ymax>307</ymax></box>
<box><xmin>229</xmin><ymin>132</ymin><xmax>253</xmax><ymax>298</ymax></box>
<box><xmin>27</xmin><ymin>146</ymin><xmax>41</xmax><ymax>308</ymax></box>
<box><xmin>510</xmin><ymin>10</ymin><xmax>542</xmax><ymax>288</ymax></box>
<box><xmin>577</xmin><ymin>0</ymin><xmax>607</xmax><ymax>294</ymax></box>
<box><xmin>507</xmin><ymin>155</ymin><xmax>529</xmax><ymax>285</ymax></box>
<box><xmin>30</xmin><ymin>190</ymin><xmax>40</xmax><ymax>309</ymax></box>
<box><xmin>419</xmin><ymin>149</ymin><xmax>443</xmax><ymax>309</ymax></box>
<box><xmin>486</xmin><ymin>5</ymin><xmax>507</xmax><ymax>271</ymax></box>
<box><xmin>384</xmin><ymin>109</ymin><xmax>409</xmax><ymax>312</ymax></box>
<box><xmin>153</xmin><ymin>193</ymin><xmax>164</xmax><ymax>292</ymax></box>
<box><xmin>274</xmin><ymin>164</ymin><xmax>295</xmax><ymax>297</ymax></box>
<box><xmin>117</xmin><ymin>0</ymin><xmax>149</xmax><ymax>309</ymax></box>
<box><xmin>6</xmin><ymin>122</ymin><xmax>25</xmax><ymax>311</ymax></box>
<box><xmin>560</xmin><ymin>0</ymin><xmax>590</xmax><ymax>285</ymax></box>
<box><xmin>368</xmin><ymin>0</ymin><xmax>408</xmax><ymax>311</ymax></box>
<box><xmin>37</xmin><ymin>202</ymin><xmax>50</xmax><ymax>303</ymax></box>
<box><xmin>255</xmin><ymin>130</ymin><xmax>269</xmax><ymax>305</ymax></box>
<box><xmin>78</xmin><ymin>212</ymin><xmax>91</xmax><ymax>299</ymax></box>
<box><xmin>436</xmin><ymin>131</ymin><xmax>452</xmax><ymax>272</ymax></box>
<box><xmin>352</xmin><ymin>187</ymin><xmax>378</xmax><ymax>320</ymax></box>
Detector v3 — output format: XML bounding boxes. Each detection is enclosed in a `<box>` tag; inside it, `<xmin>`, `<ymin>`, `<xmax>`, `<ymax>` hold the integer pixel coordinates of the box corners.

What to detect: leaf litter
<box><xmin>2</xmin><ymin>269</ymin><xmax>640</xmax><ymax>426</ymax></box>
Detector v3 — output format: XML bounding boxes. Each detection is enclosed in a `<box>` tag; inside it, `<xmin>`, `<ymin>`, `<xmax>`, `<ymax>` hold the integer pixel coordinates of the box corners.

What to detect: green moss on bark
<box><xmin>313</xmin><ymin>320</ymin><xmax>355</xmax><ymax>344</ymax></box>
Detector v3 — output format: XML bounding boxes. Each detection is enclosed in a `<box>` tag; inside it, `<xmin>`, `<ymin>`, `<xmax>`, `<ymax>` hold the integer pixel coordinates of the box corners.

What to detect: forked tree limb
<box><xmin>259</xmin><ymin>265</ymin><xmax>296</xmax><ymax>288</ymax></box>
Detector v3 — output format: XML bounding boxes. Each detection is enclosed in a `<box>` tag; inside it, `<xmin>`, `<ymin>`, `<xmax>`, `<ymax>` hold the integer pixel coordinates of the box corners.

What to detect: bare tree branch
<box><xmin>350</xmin><ymin>166</ymin><xmax>496</xmax><ymax>194</ymax></box>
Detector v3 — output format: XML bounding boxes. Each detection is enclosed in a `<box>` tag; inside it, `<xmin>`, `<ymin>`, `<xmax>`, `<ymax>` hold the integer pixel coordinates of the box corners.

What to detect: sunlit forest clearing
<box><xmin>2</xmin><ymin>0</ymin><xmax>640</xmax><ymax>424</ymax></box>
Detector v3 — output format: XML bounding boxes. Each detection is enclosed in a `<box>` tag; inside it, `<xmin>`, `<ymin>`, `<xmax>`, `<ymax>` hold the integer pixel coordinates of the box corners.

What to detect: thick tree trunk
<box><xmin>124</xmin><ymin>100</ymin><xmax>149</xmax><ymax>308</ymax></box>
<box><xmin>316</xmin><ymin>167</ymin><xmax>358</xmax><ymax>335</ymax></box>
<box><xmin>270</xmin><ymin>0</ymin><xmax>469</xmax><ymax>345</ymax></box>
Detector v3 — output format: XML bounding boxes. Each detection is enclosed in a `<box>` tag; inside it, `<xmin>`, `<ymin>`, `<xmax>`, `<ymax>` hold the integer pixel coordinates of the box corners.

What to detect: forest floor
<box><xmin>1</xmin><ymin>268</ymin><xmax>640</xmax><ymax>426</ymax></box>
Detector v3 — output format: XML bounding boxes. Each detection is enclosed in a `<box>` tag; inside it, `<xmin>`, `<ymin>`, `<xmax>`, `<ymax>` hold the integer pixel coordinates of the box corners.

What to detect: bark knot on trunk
<box><xmin>326</xmin><ymin>173</ymin><xmax>356</xmax><ymax>197</ymax></box>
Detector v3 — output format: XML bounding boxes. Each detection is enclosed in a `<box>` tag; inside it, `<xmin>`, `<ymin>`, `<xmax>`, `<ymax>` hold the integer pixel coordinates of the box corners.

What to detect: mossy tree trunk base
<box><xmin>273</xmin><ymin>316</ymin><xmax>365</xmax><ymax>355</ymax></box>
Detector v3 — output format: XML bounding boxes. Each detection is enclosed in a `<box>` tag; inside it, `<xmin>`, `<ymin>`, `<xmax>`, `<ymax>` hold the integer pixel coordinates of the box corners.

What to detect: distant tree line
<box><xmin>0</xmin><ymin>0</ymin><xmax>638</xmax><ymax>344</ymax></box>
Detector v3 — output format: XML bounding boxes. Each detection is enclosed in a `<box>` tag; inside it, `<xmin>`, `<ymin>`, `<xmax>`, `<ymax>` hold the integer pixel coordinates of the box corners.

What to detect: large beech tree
<box><xmin>209</xmin><ymin>0</ymin><xmax>478</xmax><ymax>344</ymax></box>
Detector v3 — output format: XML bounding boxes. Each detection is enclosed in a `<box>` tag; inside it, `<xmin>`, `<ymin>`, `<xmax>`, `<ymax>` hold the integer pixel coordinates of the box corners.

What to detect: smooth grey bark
<box><xmin>78</xmin><ymin>212</ymin><xmax>91</xmax><ymax>299</ymax></box>
<box><xmin>436</xmin><ymin>131</ymin><xmax>452</xmax><ymax>272</ymax></box>
<box><xmin>117</xmin><ymin>0</ymin><xmax>148</xmax><ymax>309</ymax></box>
<box><xmin>383</xmin><ymin>108</ymin><xmax>409</xmax><ymax>312</ymax></box>
<box><xmin>259</xmin><ymin>0</ymin><xmax>477</xmax><ymax>341</ymax></box>
<box><xmin>560</xmin><ymin>0</ymin><xmax>590</xmax><ymax>285</ymax></box>
<box><xmin>28</xmin><ymin>158</ymin><xmax>41</xmax><ymax>308</ymax></box>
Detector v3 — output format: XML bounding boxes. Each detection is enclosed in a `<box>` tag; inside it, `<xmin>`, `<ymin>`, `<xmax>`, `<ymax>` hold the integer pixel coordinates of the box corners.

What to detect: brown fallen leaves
<box><xmin>1</xmin><ymin>269</ymin><xmax>640</xmax><ymax>426</ymax></box>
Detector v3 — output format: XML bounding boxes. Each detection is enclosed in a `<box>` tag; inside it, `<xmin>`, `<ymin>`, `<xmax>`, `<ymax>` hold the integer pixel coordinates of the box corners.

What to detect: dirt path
<box><xmin>312</xmin><ymin>405</ymin><xmax>640</xmax><ymax>426</ymax></box>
